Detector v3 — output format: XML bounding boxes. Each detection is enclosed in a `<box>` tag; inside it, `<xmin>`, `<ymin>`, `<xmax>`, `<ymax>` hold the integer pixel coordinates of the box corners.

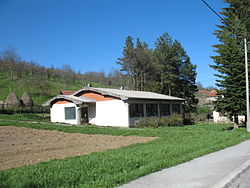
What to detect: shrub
<box><xmin>183</xmin><ymin>113</ymin><xmax>196</xmax><ymax>125</ymax></box>
<box><xmin>135</xmin><ymin>117</ymin><xmax>160</xmax><ymax>128</ymax></box>
<box><xmin>166</xmin><ymin>113</ymin><xmax>183</xmax><ymax>126</ymax></box>
<box><xmin>135</xmin><ymin>114</ymin><xmax>183</xmax><ymax>128</ymax></box>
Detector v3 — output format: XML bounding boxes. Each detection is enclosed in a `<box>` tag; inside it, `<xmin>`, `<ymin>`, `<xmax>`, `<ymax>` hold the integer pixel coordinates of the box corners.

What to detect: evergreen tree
<box><xmin>153</xmin><ymin>33</ymin><xmax>198</xmax><ymax>113</ymax></box>
<box><xmin>117</xmin><ymin>36</ymin><xmax>137</xmax><ymax>89</ymax></box>
<box><xmin>118</xmin><ymin>33</ymin><xmax>198</xmax><ymax>114</ymax></box>
<box><xmin>179</xmin><ymin>56</ymin><xmax>198</xmax><ymax>113</ymax></box>
<box><xmin>134</xmin><ymin>39</ymin><xmax>154</xmax><ymax>91</ymax></box>
<box><xmin>117</xmin><ymin>36</ymin><xmax>153</xmax><ymax>90</ymax></box>
<box><xmin>153</xmin><ymin>33</ymin><xmax>180</xmax><ymax>96</ymax></box>
<box><xmin>210</xmin><ymin>0</ymin><xmax>250</xmax><ymax>126</ymax></box>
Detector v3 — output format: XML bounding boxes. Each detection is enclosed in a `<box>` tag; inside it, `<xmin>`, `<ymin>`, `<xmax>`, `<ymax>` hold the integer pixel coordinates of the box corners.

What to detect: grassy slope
<box><xmin>0</xmin><ymin>119</ymin><xmax>249</xmax><ymax>188</ymax></box>
<box><xmin>0</xmin><ymin>75</ymin><xmax>108</xmax><ymax>105</ymax></box>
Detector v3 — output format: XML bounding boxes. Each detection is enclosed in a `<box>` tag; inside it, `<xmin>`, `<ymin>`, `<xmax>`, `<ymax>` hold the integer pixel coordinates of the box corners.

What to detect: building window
<box><xmin>160</xmin><ymin>104</ymin><xmax>170</xmax><ymax>116</ymax></box>
<box><xmin>172</xmin><ymin>104</ymin><xmax>181</xmax><ymax>114</ymax></box>
<box><xmin>65</xmin><ymin>107</ymin><xmax>76</xmax><ymax>120</ymax></box>
<box><xmin>146</xmin><ymin>104</ymin><xmax>158</xmax><ymax>117</ymax></box>
<box><xmin>129</xmin><ymin>103</ymin><xmax>144</xmax><ymax>118</ymax></box>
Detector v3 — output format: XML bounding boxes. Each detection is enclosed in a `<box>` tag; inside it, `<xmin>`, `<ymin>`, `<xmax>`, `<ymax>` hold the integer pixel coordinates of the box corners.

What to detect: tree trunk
<box><xmin>234</xmin><ymin>115</ymin><xmax>239</xmax><ymax>129</ymax></box>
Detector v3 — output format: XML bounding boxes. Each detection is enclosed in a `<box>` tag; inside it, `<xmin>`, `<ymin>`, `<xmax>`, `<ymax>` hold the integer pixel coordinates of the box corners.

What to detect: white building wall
<box><xmin>213</xmin><ymin>111</ymin><xmax>230</xmax><ymax>123</ymax></box>
<box><xmin>213</xmin><ymin>111</ymin><xmax>246</xmax><ymax>124</ymax></box>
<box><xmin>51</xmin><ymin>103</ymin><xmax>80</xmax><ymax>125</ymax></box>
<box><xmin>89</xmin><ymin>100</ymin><xmax>129</xmax><ymax>127</ymax></box>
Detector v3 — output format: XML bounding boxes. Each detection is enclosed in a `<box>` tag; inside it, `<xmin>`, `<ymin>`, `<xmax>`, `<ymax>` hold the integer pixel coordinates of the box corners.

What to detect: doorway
<box><xmin>81</xmin><ymin>107</ymin><xmax>88</xmax><ymax>124</ymax></box>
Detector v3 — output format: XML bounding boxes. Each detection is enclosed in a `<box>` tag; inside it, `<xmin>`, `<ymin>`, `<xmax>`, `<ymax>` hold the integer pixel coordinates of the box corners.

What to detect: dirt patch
<box><xmin>0</xmin><ymin>126</ymin><xmax>156</xmax><ymax>170</ymax></box>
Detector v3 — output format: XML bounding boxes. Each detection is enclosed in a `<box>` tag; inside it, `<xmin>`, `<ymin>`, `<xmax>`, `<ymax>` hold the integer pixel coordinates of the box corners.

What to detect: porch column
<box><xmin>170</xmin><ymin>103</ymin><xmax>173</xmax><ymax>116</ymax></box>
<box><xmin>143</xmin><ymin>103</ymin><xmax>147</xmax><ymax>117</ymax></box>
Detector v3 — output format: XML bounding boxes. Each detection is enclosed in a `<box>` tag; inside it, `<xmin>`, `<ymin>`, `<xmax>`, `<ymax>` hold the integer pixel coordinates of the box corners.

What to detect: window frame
<box><xmin>146</xmin><ymin>104</ymin><xmax>158</xmax><ymax>117</ymax></box>
<box><xmin>160</xmin><ymin>104</ymin><xmax>170</xmax><ymax>116</ymax></box>
<box><xmin>65</xmin><ymin>107</ymin><xmax>76</xmax><ymax>120</ymax></box>
<box><xmin>172</xmin><ymin>104</ymin><xmax>181</xmax><ymax>114</ymax></box>
<box><xmin>129</xmin><ymin>103</ymin><xmax>144</xmax><ymax>118</ymax></box>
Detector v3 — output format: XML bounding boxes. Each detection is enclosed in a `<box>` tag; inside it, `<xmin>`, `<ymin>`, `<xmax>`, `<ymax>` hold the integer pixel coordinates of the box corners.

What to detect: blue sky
<box><xmin>0</xmin><ymin>0</ymin><xmax>226</xmax><ymax>87</ymax></box>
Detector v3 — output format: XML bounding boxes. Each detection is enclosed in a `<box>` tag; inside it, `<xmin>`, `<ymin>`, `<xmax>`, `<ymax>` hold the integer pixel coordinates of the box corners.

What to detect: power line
<box><xmin>200</xmin><ymin>0</ymin><xmax>223</xmax><ymax>20</ymax></box>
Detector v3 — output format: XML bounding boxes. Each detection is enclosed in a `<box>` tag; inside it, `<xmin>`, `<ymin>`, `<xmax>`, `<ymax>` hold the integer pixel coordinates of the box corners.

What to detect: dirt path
<box><xmin>0</xmin><ymin>126</ymin><xmax>156</xmax><ymax>170</ymax></box>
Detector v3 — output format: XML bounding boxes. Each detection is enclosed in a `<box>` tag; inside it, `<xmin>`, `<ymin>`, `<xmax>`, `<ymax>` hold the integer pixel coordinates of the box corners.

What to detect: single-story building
<box><xmin>43</xmin><ymin>87</ymin><xmax>184</xmax><ymax>127</ymax></box>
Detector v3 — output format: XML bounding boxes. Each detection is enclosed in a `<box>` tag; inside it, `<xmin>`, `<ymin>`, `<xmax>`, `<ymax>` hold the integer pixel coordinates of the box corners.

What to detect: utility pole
<box><xmin>244</xmin><ymin>38</ymin><xmax>250</xmax><ymax>132</ymax></box>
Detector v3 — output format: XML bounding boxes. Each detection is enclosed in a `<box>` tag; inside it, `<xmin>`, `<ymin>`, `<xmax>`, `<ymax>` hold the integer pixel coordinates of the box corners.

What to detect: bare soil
<box><xmin>0</xmin><ymin>126</ymin><xmax>156</xmax><ymax>170</ymax></box>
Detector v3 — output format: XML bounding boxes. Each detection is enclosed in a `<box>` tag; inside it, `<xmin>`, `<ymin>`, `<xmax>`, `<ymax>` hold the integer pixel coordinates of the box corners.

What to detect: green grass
<box><xmin>0</xmin><ymin>120</ymin><xmax>249</xmax><ymax>188</ymax></box>
<box><xmin>0</xmin><ymin>113</ymin><xmax>50</xmax><ymax>122</ymax></box>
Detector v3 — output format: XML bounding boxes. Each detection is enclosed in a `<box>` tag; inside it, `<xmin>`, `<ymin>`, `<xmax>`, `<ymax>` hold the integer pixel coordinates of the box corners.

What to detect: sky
<box><xmin>0</xmin><ymin>0</ymin><xmax>227</xmax><ymax>87</ymax></box>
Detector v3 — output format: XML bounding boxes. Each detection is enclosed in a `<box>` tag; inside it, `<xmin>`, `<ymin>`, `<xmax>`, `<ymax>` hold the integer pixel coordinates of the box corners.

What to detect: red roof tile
<box><xmin>59</xmin><ymin>91</ymin><xmax>75</xmax><ymax>95</ymax></box>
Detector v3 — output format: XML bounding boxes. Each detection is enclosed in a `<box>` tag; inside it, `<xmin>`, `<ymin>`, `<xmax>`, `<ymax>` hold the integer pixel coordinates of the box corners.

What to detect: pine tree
<box><xmin>117</xmin><ymin>36</ymin><xmax>153</xmax><ymax>90</ymax></box>
<box><xmin>153</xmin><ymin>33</ymin><xmax>180</xmax><ymax>96</ymax></box>
<box><xmin>179</xmin><ymin>56</ymin><xmax>198</xmax><ymax>113</ymax></box>
<box><xmin>210</xmin><ymin>0</ymin><xmax>249</xmax><ymax>126</ymax></box>
<box><xmin>117</xmin><ymin>36</ymin><xmax>137</xmax><ymax>89</ymax></box>
<box><xmin>117</xmin><ymin>33</ymin><xmax>198</xmax><ymax>114</ymax></box>
<box><xmin>153</xmin><ymin>33</ymin><xmax>198</xmax><ymax>113</ymax></box>
<box><xmin>134</xmin><ymin>39</ymin><xmax>154</xmax><ymax>91</ymax></box>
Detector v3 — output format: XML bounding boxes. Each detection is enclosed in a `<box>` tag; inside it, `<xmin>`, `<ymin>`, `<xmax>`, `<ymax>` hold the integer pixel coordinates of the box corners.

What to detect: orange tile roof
<box><xmin>59</xmin><ymin>91</ymin><xmax>75</xmax><ymax>95</ymax></box>
<box><xmin>198</xmin><ymin>90</ymin><xmax>217</xmax><ymax>97</ymax></box>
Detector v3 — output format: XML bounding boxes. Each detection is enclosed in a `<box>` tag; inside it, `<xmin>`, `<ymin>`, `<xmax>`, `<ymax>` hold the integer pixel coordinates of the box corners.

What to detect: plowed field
<box><xmin>0</xmin><ymin>126</ymin><xmax>155</xmax><ymax>170</ymax></box>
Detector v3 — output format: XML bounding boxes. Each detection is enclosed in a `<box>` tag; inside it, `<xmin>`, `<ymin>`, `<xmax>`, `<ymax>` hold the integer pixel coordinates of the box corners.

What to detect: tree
<box><xmin>117</xmin><ymin>36</ymin><xmax>136</xmax><ymax>89</ymax></box>
<box><xmin>210</xmin><ymin>0</ymin><xmax>250</xmax><ymax>127</ymax></box>
<box><xmin>0</xmin><ymin>47</ymin><xmax>21</xmax><ymax>80</ymax></box>
<box><xmin>179</xmin><ymin>55</ymin><xmax>198</xmax><ymax>113</ymax></box>
<box><xmin>134</xmin><ymin>39</ymin><xmax>154</xmax><ymax>91</ymax></box>
<box><xmin>117</xmin><ymin>33</ymin><xmax>198</xmax><ymax>114</ymax></box>
<box><xmin>61</xmin><ymin>64</ymin><xmax>75</xmax><ymax>90</ymax></box>
<box><xmin>153</xmin><ymin>33</ymin><xmax>198</xmax><ymax>113</ymax></box>
<box><xmin>117</xmin><ymin>36</ymin><xmax>153</xmax><ymax>90</ymax></box>
<box><xmin>153</xmin><ymin>33</ymin><xmax>180</xmax><ymax>96</ymax></box>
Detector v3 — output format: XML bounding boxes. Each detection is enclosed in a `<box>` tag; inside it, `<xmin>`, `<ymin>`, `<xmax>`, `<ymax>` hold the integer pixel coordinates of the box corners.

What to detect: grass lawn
<box><xmin>0</xmin><ymin>113</ymin><xmax>50</xmax><ymax>122</ymax></box>
<box><xmin>0</xmin><ymin>119</ymin><xmax>250</xmax><ymax>188</ymax></box>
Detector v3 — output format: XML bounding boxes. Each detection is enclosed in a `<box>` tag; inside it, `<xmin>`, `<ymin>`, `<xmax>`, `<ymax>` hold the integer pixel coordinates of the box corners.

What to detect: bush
<box><xmin>135</xmin><ymin>114</ymin><xmax>183</xmax><ymax>128</ymax></box>
<box><xmin>135</xmin><ymin>117</ymin><xmax>159</xmax><ymax>128</ymax></box>
<box><xmin>183</xmin><ymin>113</ymin><xmax>196</xmax><ymax>125</ymax></box>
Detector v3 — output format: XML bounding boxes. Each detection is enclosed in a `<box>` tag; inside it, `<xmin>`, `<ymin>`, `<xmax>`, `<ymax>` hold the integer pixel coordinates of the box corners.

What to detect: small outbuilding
<box><xmin>43</xmin><ymin>87</ymin><xmax>184</xmax><ymax>127</ymax></box>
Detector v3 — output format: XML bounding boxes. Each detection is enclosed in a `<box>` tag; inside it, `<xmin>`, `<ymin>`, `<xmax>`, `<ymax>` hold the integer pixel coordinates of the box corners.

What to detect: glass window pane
<box><xmin>146</xmin><ymin>104</ymin><xmax>158</xmax><ymax>117</ymax></box>
<box><xmin>160</xmin><ymin>104</ymin><xmax>170</xmax><ymax>116</ymax></box>
<box><xmin>129</xmin><ymin>104</ymin><xmax>143</xmax><ymax>118</ymax></box>
<box><xmin>172</xmin><ymin>104</ymin><xmax>181</xmax><ymax>114</ymax></box>
<box><xmin>65</xmin><ymin>107</ymin><xmax>76</xmax><ymax>120</ymax></box>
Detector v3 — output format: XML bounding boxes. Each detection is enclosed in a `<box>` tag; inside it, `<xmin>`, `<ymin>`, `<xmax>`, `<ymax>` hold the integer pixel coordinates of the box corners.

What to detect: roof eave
<box><xmin>73</xmin><ymin>87</ymin><xmax>126</xmax><ymax>100</ymax></box>
<box><xmin>42</xmin><ymin>95</ymin><xmax>95</xmax><ymax>107</ymax></box>
<box><xmin>125</xmin><ymin>97</ymin><xmax>185</xmax><ymax>101</ymax></box>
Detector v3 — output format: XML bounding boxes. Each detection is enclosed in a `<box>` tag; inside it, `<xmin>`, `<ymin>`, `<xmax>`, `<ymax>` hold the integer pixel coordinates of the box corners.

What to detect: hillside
<box><xmin>0</xmin><ymin>48</ymin><xmax>126</xmax><ymax>106</ymax></box>
<box><xmin>0</xmin><ymin>74</ymin><xmax>108</xmax><ymax>105</ymax></box>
